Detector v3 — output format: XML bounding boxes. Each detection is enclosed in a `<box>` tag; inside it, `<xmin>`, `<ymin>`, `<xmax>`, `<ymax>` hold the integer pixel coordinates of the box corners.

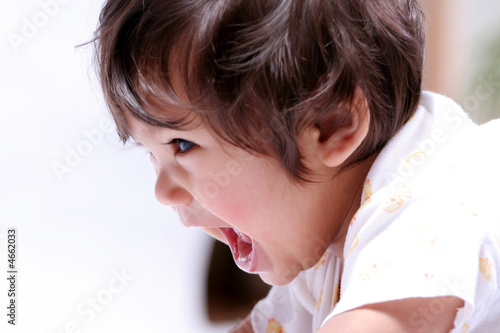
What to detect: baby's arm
<box><xmin>318</xmin><ymin>296</ymin><xmax>463</xmax><ymax>333</ymax></box>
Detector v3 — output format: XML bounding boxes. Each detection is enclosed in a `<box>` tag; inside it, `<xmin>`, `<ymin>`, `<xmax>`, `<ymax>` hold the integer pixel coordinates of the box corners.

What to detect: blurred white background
<box><xmin>0</xmin><ymin>1</ymin><xmax>231</xmax><ymax>332</ymax></box>
<box><xmin>421</xmin><ymin>0</ymin><xmax>500</xmax><ymax>123</ymax></box>
<box><xmin>0</xmin><ymin>1</ymin><xmax>499</xmax><ymax>333</ymax></box>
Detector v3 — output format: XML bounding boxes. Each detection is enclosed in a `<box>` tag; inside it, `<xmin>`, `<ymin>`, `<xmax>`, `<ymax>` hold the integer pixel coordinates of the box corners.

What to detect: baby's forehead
<box><xmin>126</xmin><ymin>116</ymin><xmax>163</xmax><ymax>146</ymax></box>
<box><xmin>125</xmin><ymin>110</ymin><xmax>210</xmax><ymax>146</ymax></box>
<box><xmin>124</xmin><ymin>96</ymin><xmax>200</xmax><ymax>133</ymax></box>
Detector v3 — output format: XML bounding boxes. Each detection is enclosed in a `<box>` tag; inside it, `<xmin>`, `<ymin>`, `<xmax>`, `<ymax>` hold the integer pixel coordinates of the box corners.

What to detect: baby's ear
<box><xmin>313</xmin><ymin>89</ymin><xmax>370</xmax><ymax>168</ymax></box>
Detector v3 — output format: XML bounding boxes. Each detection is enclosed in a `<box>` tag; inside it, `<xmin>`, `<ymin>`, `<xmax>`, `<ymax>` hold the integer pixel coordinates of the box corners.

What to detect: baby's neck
<box><xmin>329</xmin><ymin>152</ymin><xmax>379</xmax><ymax>262</ymax></box>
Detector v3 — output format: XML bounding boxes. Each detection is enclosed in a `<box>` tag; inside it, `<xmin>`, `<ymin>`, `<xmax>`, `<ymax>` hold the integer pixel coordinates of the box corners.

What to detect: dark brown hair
<box><xmin>94</xmin><ymin>0</ymin><xmax>425</xmax><ymax>181</ymax></box>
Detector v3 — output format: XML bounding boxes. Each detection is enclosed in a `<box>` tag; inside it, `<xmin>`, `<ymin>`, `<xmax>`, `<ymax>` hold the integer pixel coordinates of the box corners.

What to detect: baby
<box><xmin>92</xmin><ymin>0</ymin><xmax>500</xmax><ymax>332</ymax></box>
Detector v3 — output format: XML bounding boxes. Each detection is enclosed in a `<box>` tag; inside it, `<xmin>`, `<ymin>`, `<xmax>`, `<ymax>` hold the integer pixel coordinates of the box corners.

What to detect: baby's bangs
<box><xmin>108</xmin><ymin>66</ymin><xmax>198</xmax><ymax>142</ymax></box>
<box><xmin>95</xmin><ymin>0</ymin><xmax>208</xmax><ymax>143</ymax></box>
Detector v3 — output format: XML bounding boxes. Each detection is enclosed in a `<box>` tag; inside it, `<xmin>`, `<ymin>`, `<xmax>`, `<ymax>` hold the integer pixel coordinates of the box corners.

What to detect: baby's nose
<box><xmin>154</xmin><ymin>170</ymin><xmax>191</xmax><ymax>206</ymax></box>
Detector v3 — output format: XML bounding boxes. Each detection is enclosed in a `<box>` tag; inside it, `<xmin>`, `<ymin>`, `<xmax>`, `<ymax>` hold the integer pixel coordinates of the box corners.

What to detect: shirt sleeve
<box><xmin>325</xmin><ymin>180</ymin><xmax>500</xmax><ymax>332</ymax></box>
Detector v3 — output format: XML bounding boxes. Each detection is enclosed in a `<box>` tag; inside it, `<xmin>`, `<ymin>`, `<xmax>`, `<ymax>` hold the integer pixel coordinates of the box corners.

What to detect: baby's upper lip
<box><xmin>174</xmin><ymin>206</ymin><xmax>228</xmax><ymax>229</ymax></box>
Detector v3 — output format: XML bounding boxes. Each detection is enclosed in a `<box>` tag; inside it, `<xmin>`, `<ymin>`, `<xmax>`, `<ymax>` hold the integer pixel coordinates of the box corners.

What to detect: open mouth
<box><xmin>219</xmin><ymin>227</ymin><xmax>255</xmax><ymax>272</ymax></box>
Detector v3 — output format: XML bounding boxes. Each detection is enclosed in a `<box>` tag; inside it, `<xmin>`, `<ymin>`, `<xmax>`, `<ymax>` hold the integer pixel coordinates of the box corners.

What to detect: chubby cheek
<box><xmin>190</xmin><ymin>156</ymin><xmax>267</xmax><ymax>222</ymax></box>
<box><xmin>194</xmin><ymin>175</ymin><xmax>257</xmax><ymax>229</ymax></box>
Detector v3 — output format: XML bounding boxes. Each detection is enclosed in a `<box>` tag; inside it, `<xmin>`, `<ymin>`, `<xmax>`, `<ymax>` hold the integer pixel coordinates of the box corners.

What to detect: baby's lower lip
<box><xmin>219</xmin><ymin>228</ymin><xmax>257</xmax><ymax>272</ymax></box>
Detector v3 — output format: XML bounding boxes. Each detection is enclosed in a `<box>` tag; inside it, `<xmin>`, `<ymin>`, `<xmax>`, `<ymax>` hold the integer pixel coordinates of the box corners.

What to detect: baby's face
<box><xmin>129</xmin><ymin>114</ymin><xmax>365</xmax><ymax>285</ymax></box>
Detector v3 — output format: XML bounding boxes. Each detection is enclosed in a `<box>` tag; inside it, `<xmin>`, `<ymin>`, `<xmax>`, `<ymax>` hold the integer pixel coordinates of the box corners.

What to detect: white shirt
<box><xmin>250</xmin><ymin>92</ymin><xmax>500</xmax><ymax>333</ymax></box>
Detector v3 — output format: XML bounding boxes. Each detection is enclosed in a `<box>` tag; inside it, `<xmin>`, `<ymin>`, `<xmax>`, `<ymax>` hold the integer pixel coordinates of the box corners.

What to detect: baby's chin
<box><xmin>202</xmin><ymin>228</ymin><xmax>302</xmax><ymax>286</ymax></box>
<box><xmin>259</xmin><ymin>267</ymin><xmax>302</xmax><ymax>286</ymax></box>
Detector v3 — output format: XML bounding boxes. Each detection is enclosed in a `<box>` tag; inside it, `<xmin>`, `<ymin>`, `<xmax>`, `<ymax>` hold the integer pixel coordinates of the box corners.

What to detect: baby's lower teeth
<box><xmin>234</xmin><ymin>229</ymin><xmax>252</xmax><ymax>264</ymax></box>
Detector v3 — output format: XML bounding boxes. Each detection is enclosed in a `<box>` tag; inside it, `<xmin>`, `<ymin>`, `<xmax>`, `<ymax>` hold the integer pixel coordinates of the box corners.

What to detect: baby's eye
<box><xmin>169</xmin><ymin>139</ymin><xmax>196</xmax><ymax>154</ymax></box>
